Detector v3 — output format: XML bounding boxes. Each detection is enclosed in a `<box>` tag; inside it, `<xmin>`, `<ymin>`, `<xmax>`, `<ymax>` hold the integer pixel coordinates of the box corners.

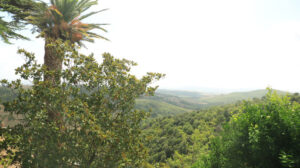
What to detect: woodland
<box><xmin>0</xmin><ymin>0</ymin><xmax>299</xmax><ymax>167</ymax></box>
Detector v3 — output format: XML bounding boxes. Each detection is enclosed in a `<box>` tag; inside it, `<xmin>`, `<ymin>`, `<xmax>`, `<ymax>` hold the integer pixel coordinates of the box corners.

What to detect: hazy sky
<box><xmin>2</xmin><ymin>0</ymin><xmax>300</xmax><ymax>92</ymax></box>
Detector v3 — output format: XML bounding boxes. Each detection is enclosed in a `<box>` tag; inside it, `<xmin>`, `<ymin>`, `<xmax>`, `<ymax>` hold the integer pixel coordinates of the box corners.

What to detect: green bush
<box><xmin>205</xmin><ymin>90</ymin><xmax>300</xmax><ymax>168</ymax></box>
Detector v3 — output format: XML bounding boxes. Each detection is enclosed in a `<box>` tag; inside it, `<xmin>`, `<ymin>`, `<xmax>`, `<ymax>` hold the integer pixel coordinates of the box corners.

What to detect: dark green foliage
<box><xmin>0</xmin><ymin>0</ymin><xmax>35</xmax><ymax>20</ymax></box>
<box><xmin>0</xmin><ymin>87</ymin><xmax>17</xmax><ymax>127</ymax></box>
<box><xmin>143</xmin><ymin>103</ymin><xmax>241</xmax><ymax>167</ymax></box>
<box><xmin>205</xmin><ymin>90</ymin><xmax>300</xmax><ymax>168</ymax></box>
<box><xmin>0</xmin><ymin>87</ymin><xmax>16</xmax><ymax>103</ymax></box>
<box><xmin>0</xmin><ymin>40</ymin><xmax>163</xmax><ymax>167</ymax></box>
<box><xmin>289</xmin><ymin>92</ymin><xmax>300</xmax><ymax>103</ymax></box>
<box><xmin>0</xmin><ymin>0</ymin><xmax>36</xmax><ymax>43</ymax></box>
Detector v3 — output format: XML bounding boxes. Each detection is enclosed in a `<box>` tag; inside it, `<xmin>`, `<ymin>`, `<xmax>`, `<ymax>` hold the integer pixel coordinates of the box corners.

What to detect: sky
<box><xmin>2</xmin><ymin>0</ymin><xmax>300</xmax><ymax>93</ymax></box>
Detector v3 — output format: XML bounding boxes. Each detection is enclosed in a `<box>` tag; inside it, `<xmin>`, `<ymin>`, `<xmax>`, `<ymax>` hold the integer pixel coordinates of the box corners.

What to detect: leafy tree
<box><xmin>205</xmin><ymin>90</ymin><xmax>300</xmax><ymax>168</ymax></box>
<box><xmin>0</xmin><ymin>41</ymin><xmax>163</xmax><ymax>167</ymax></box>
<box><xmin>0</xmin><ymin>0</ymin><xmax>36</xmax><ymax>43</ymax></box>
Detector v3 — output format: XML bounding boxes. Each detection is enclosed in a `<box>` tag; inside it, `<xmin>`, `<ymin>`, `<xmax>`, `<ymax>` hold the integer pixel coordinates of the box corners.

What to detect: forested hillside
<box><xmin>135</xmin><ymin>89</ymin><xmax>288</xmax><ymax>117</ymax></box>
<box><xmin>141</xmin><ymin>91</ymin><xmax>300</xmax><ymax>167</ymax></box>
<box><xmin>136</xmin><ymin>99</ymin><xmax>192</xmax><ymax>117</ymax></box>
<box><xmin>142</xmin><ymin>102</ymin><xmax>242</xmax><ymax>167</ymax></box>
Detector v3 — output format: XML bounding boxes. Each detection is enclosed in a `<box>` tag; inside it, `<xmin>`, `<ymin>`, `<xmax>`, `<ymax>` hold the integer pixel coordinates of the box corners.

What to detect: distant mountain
<box><xmin>156</xmin><ymin>89</ymin><xmax>207</xmax><ymax>98</ymax></box>
<box><xmin>159</xmin><ymin>86</ymin><xmax>258</xmax><ymax>94</ymax></box>
<box><xmin>135</xmin><ymin>89</ymin><xmax>289</xmax><ymax>117</ymax></box>
<box><xmin>135</xmin><ymin>90</ymin><xmax>211</xmax><ymax>117</ymax></box>
<box><xmin>197</xmin><ymin>89</ymin><xmax>288</xmax><ymax>105</ymax></box>
<box><xmin>142</xmin><ymin>93</ymin><xmax>207</xmax><ymax>110</ymax></box>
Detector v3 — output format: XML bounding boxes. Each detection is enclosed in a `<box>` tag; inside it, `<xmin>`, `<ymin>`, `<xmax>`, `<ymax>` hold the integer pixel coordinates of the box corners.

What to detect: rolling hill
<box><xmin>197</xmin><ymin>89</ymin><xmax>288</xmax><ymax>105</ymax></box>
<box><xmin>135</xmin><ymin>99</ymin><xmax>192</xmax><ymax>117</ymax></box>
<box><xmin>135</xmin><ymin>89</ymin><xmax>289</xmax><ymax>117</ymax></box>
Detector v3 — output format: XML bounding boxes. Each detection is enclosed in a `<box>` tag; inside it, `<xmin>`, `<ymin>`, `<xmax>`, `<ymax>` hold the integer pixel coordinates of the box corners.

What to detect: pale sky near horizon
<box><xmin>2</xmin><ymin>0</ymin><xmax>300</xmax><ymax>92</ymax></box>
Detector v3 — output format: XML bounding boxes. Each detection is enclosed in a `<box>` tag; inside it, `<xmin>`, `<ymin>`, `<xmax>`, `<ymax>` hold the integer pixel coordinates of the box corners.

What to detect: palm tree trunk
<box><xmin>44</xmin><ymin>37</ymin><xmax>63</xmax><ymax>122</ymax></box>
<box><xmin>44</xmin><ymin>38</ymin><xmax>63</xmax><ymax>84</ymax></box>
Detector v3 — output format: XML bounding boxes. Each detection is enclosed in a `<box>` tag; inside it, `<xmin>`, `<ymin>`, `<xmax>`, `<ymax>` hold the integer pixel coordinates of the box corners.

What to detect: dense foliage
<box><xmin>0</xmin><ymin>0</ymin><xmax>36</xmax><ymax>43</ymax></box>
<box><xmin>142</xmin><ymin>103</ymin><xmax>242</xmax><ymax>167</ymax></box>
<box><xmin>0</xmin><ymin>40</ymin><xmax>163</xmax><ymax>167</ymax></box>
<box><xmin>200</xmin><ymin>91</ymin><xmax>300</xmax><ymax>168</ymax></box>
<box><xmin>0</xmin><ymin>87</ymin><xmax>16</xmax><ymax>103</ymax></box>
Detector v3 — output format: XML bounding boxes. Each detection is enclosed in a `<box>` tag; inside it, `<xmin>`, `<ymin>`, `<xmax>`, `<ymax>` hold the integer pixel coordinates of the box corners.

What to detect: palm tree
<box><xmin>27</xmin><ymin>0</ymin><xmax>108</xmax><ymax>83</ymax></box>
<box><xmin>27</xmin><ymin>0</ymin><xmax>107</xmax><ymax>122</ymax></box>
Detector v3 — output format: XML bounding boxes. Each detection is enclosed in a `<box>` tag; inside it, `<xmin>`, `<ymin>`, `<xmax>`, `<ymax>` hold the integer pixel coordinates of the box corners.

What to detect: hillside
<box><xmin>135</xmin><ymin>99</ymin><xmax>192</xmax><ymax>117</ymax></box>
<box><xmin>141</xmin><ymin>93</ymin><xmax>206</xmax><ymax>110</ymax></box>
<box><xmin>156</xmin><ymin>89</ymin><xmax>207</xmax><ymax>98</ymax></box>
<box><xmin>142</xmin><ymin>102</ymin><xmax>242</xmax><ymax>166</ymax></box>
<box><xmin>143</xmin><ymin>91</ymin><xmax>300</xmax><ymax>167</ymax></box>
<box><xmin>136</xmin><ymin>89</ymin><xmax>289</xmax><ymax>117</ymax></box>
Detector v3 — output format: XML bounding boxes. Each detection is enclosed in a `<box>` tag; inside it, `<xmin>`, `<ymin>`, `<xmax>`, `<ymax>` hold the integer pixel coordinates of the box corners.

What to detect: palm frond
<box><xmin>79</xmin><ymin>8</ymin><xmax>108</xmax><ymax>21</ymax></box>
<box><xmin>27</xmin><ymin>0</ymin><xmax>108</xmax><ymax>44</ymax></box>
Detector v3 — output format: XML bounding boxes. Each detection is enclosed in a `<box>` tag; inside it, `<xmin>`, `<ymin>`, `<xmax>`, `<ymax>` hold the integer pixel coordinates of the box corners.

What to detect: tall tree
<box><xmin>0</xmin><ymin>0</ymin><xmax>36</xmax><ymax>43</ymax></box>
<box><xmin>26</xmin><ymin>0</ymin><xmax>107</xmax><ymax>122</ymax></box>
<box><xmin>27</xmin><ymin>0</ymin><xmax>108</xmax><ymax>84</ymax></box>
